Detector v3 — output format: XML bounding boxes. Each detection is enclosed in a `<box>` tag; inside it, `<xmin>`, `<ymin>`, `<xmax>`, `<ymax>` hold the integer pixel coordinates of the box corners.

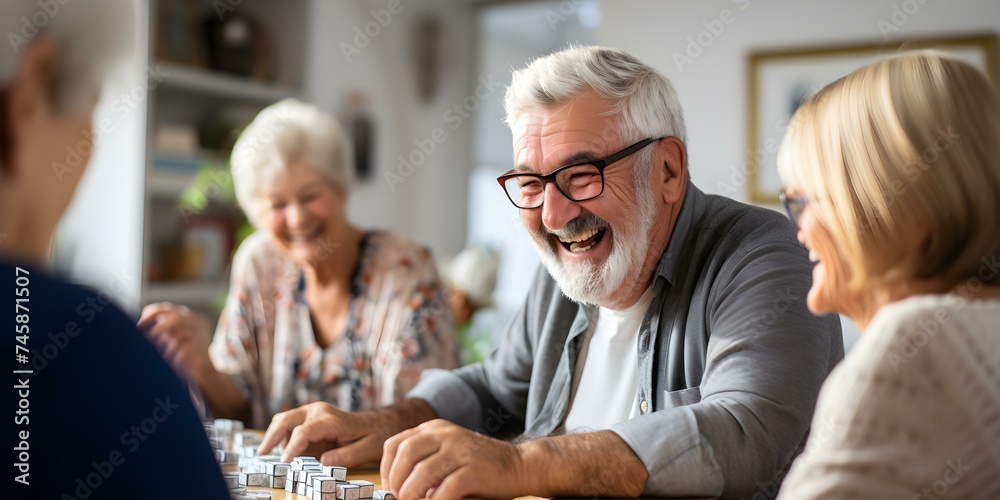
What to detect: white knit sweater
<box><xmin>778</xmin><ymin>294</ymin><xmax>1000</xmax><ymax>499</ymax></box>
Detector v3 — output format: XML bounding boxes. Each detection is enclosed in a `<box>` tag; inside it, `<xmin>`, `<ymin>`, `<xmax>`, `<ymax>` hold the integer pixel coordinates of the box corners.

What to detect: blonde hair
<box><xmin>778</xmin><ymin>50</ymin><xmax>1000</xmax><ymax>290</ymax></box>
<box><xmin>231</xmin><ymin>98</ymin><xmax>352</xmax><ymax>228</ymax></box>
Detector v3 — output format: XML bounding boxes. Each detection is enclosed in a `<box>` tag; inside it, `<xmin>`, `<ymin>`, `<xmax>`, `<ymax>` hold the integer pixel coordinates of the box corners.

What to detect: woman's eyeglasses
<box><xmin>779</xmin><ymin>189</ymin><xmax>809</xmax><ymax>230</ymax></box>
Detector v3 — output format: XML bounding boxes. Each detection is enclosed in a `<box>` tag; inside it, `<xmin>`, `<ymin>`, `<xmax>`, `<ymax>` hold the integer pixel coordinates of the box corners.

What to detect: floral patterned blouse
<box><xmin>208</xmin><ymin>231</ymin><xmax>457</xmax><ymax>429</ymax></box>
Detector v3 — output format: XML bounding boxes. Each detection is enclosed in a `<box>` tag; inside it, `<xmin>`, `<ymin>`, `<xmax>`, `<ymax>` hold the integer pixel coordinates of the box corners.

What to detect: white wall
<box><xmin>53</xmin><ymin>0</ymin><xmax>149</xmax><ymax>315</ymax></box>
<box><xmin>596</xmin><ymin>0</ymin><xmax>1000</xmax><ymax>346</ymax></box>
<box><xmin>468</xmin><ymin>1</ymin><xmax>598</xmax><ymax>338</ymax></box>
<box><xmin>473</xmin><ymin>0</ymin><xmax>600</xmax><ymax>171</ymax></box>
<box><xmin>595</xmin><ymin>0</ymin><xmax>1000</xmax><ymax>204</ymax></box>
<box><xmin>305</xmin><ymin>0</ymin><xmax>477</xmax><ymax>261</ymax></box>
<box><xmin>595</xmin><ymin>0</ymin><xmax>1000</xmax><ymax>349</ymax></box>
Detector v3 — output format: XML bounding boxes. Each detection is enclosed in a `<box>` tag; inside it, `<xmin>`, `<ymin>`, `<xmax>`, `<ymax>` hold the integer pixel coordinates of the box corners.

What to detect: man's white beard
<box><xmin>530</xmin><ymin>181</ymin><xmax>656</xmax><ymax>306</ymax></box>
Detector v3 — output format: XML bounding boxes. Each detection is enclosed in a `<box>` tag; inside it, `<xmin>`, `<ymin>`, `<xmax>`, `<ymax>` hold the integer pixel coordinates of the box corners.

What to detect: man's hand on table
<box><xmin>260</xmin><ymin>398</ymin><xmax>649</xmax><ymax>499</ymax></box>
<box><xmin>258</xmin><ymin>399</ymin><xmax>437</xmax><ymax>467</ymax></box>
<box><xmin>380</xmin><ymin>420</ymin><xmax>649</xmax><ymax>500</ymax></box>
<box><xmin>380</xmin><ymin>419</ymin><xmax>529</xmax><ymax>500</ymax></box>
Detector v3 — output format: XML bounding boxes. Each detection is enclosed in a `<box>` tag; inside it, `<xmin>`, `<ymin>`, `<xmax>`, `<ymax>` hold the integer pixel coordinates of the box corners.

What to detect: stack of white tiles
<box><xmin>206</xmin><ymin>419</ymin><xmax>396</xmax><ymax>500</ymax></box>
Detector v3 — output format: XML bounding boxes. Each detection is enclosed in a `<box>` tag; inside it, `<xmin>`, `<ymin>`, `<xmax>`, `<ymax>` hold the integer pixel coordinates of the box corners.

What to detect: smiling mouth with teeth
<box><xmin>557</xmin><ymin>227</ymin><xmax>607</xmax><ymax>253</ymax></box>
<box><xmin>289</xmin><ymin>227</ymin><xmax>323</xmax><ymax>242</ymax></box>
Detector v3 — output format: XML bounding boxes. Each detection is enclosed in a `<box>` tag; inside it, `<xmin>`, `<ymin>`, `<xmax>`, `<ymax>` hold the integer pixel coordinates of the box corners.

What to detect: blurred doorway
<box><xmin>466</xmin><ymin>0</ymin><xmax>599</xmax><ymax>345</ymax></box>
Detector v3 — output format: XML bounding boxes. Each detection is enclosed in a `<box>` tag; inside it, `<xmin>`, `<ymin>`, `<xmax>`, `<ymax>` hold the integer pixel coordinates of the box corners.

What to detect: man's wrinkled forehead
<box><xmin>511</xmin><ymin>95</ymin><xmax>622</xmax><ymax>174</ymax></box>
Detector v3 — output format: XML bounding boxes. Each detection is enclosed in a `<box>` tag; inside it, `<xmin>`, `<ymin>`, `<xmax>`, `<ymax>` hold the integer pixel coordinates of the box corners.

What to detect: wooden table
<box><xmin>240</xmin><ymin>432</ymin><xmax>715</xmax><ymax>500</ymax></box>
<box><xmin>247</xmin><ymin>471</ymin><xmax>715</xmax><ymax>500</ymax></box>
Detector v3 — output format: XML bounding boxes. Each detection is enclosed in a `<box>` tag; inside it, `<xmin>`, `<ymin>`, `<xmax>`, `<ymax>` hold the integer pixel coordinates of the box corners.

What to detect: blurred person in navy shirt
<box><xmin>1</xmin><ymin>1</ymin><xmax>227</xmax><ymax>497</ymax></box>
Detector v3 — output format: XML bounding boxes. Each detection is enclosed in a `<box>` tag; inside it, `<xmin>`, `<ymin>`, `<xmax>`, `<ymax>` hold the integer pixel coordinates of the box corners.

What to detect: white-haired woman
<box><xmin>139</xmin><ymin>99</ymin><xmax>457</xmax><ymax>429</ymax></box>
<box><xmin>776</xmin><ymin>52</ymin><xmax>1000</xmax><ymax>498</ymax></box>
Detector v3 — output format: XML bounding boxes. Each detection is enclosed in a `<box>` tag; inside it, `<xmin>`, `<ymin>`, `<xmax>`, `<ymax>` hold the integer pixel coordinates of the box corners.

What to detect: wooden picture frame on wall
<box><xmin>746</xmin><ymin>34</ymin><xmax>998</xmax><ymax>205</ymax></box>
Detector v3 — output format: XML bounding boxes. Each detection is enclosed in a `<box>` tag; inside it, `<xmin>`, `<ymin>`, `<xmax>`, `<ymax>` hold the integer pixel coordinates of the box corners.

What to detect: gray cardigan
<box><xmin>409</xmin><ymin>182</ymin><xmax>843</xmax><ymax>499</ymax></box>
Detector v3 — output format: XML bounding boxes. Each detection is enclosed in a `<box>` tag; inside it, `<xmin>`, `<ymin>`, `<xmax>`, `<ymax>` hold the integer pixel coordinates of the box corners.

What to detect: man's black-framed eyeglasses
<box><xmin>779</xmin><ymin>188</ymin><xmax>809</xmax><ymax>230</ymax></box>
<box><xmin>496</xmin><ymin>137</ymin><xmax>663</xmax><ymax>209</ymax></box>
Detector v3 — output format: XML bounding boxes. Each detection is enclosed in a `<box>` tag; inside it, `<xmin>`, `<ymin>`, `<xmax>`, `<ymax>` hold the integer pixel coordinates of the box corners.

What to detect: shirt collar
<box><xmin>653</xmin><ymin>180</ymin><xmax>704</xmax><ymax>289</ymax></box>
<box><xmin>569</xmin><ymin>180</ymin><xmax>704</xmax><ymax>318</ymax></box>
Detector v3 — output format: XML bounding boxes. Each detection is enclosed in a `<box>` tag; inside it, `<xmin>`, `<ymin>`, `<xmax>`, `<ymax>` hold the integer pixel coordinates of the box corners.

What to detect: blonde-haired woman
<box><xmin>139</xmin><ymin>99</ymin><xmax>457</xmax><ymax>432</ymax></box>
<box><xmin>776</xmin><ymin>51</ymin><xmax>1000</xmax><ymax>498</ymax></box>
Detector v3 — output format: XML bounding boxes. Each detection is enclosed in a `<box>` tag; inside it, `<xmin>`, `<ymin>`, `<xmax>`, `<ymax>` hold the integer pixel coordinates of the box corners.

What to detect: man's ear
<box><xmin>1</xmin><ymin>37</ymin><xmax>58</xmax><ymax>174</ymax></box>
<box><xmin>655</xmin><ymin>136</ymin><xmax>686</xmax><ymax>205</ymax></box>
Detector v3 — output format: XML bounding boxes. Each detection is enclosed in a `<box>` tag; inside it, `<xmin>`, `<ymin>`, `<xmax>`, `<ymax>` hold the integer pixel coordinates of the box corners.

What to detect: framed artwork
<box><xmin>746</xmin><ymin>34</ymin><xmax>998</xmax><ymax>204</ymax></box>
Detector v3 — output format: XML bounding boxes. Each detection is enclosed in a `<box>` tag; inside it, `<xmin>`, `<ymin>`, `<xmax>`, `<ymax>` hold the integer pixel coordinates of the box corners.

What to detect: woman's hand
<box><xmin>138</xmin><ymin>302</ymin><xmax>214</xmax><ymax>383</ymax></box>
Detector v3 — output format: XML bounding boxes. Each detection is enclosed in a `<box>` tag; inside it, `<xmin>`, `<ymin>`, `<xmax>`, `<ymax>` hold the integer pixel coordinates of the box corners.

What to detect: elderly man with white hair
<box><xmin>139</xmin><ymin>98</ymin><xmax>458</xmax><ymax>430</ymax></box>
<box><xmin>1</xmin><ymin>1</ymin><xmax>228</xmax><ymax>498</ymax></box>
<box><xmin>260</xmin><ymin>46</ymin><xmax>843</xmax><ymax>500</ymax></box>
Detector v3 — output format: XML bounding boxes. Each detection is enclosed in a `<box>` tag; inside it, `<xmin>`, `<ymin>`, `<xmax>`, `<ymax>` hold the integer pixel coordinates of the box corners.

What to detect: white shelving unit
<box><xmin>139</xmin><ymin>0</ymin><xmax>310</xmax><ymax>322</ymax></box>
<box><xmin>142</xmin><ymin>281</ymin><xmax>229</xmax><ymax>305</ymax></box>
<box><xmin>54</xmin><ymin>0</ymin><xmax>309</xmax><ymax>319</ymax></box>
<box><xmin>146</xmin><ymin>168</ymin><xmax>198</xmax><ymax>197</ymax></box>
<box><xmin>156</xmin><ymin>61</ymin><xmax>300</xmax><ymax>103</ymax></box>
